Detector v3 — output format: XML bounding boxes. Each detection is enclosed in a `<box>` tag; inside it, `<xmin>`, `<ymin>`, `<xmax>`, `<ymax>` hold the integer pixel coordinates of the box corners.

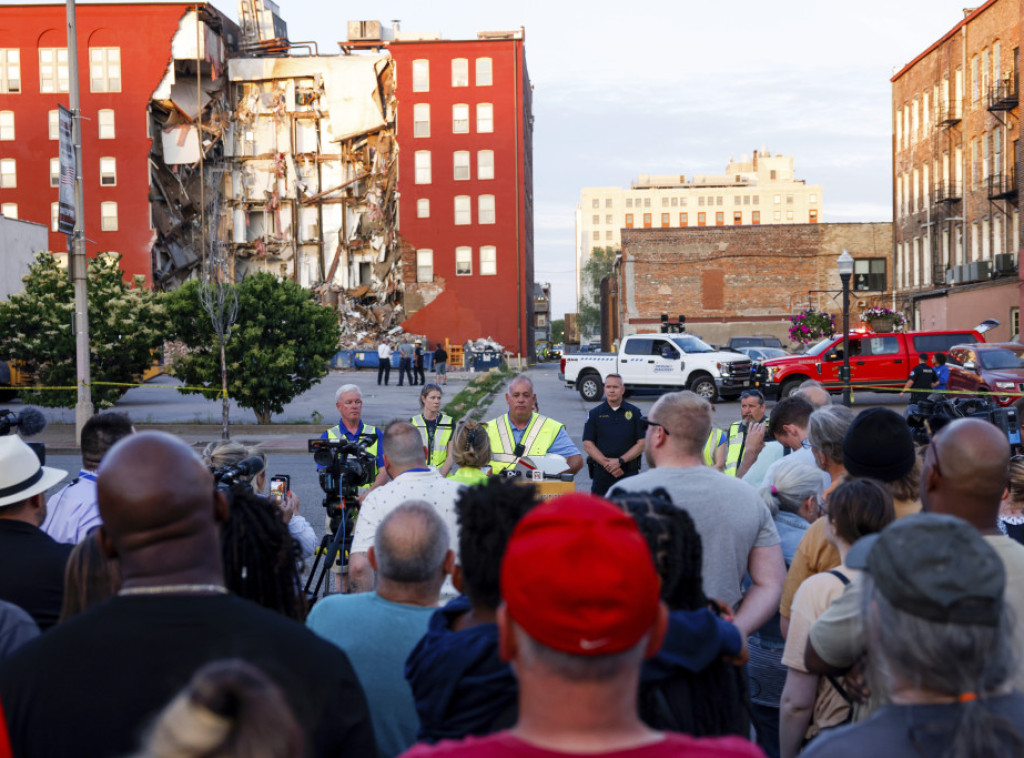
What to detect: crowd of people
<box><xmin>1</xmin><ymin>368</ymin><xmax>1024</xmax><ymax>758</ymax></box>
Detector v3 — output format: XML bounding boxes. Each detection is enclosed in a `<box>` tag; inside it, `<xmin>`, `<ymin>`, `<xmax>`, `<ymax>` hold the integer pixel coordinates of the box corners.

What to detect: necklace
<box><xmin>118</xmin><ymin>584</ymin><xmax>229</xmax><ymax>597</ymax></box>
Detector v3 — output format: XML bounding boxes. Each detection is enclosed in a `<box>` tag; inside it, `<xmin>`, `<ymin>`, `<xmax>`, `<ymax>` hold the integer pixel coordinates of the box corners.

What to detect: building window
<box><xmin>605</xmin><ymin>214</ymin><xmax>612</xmax><ymax>224</ymax></box>
<box><xmin>679</xmin><ymin>212</ymin><xmax>687</xmax><ymax>225</ymax></box>
<box><xmin>479</xmin><ymin>194</ymin><xmax>495</xmax><ymax>224</ymax></box>
<box><xmin>698</xmin><ymin>197</ymin><xmax>705</xmax><ymax>206</ymax></box>
<box><xmin>454</xmin><ymin>195</ymin><xmax>471</xmax><ymax>225</ymax></box>
<box><xmin>100</xmin><ymin>201</ymin><xmax>118</xmax><ymax>231</ymax></box>
<box><xmin>854</xmin><ymin>258</ymin><xmax>886</xmax><ymax>291</ymax></box>
<box><xmin>753</xmin><ymin>195</ymin><xmax>759</xmax><ymax>205</ymax></box>
<box><xmin>477</xmin><ymin>150</ymin><xmax>494</xmax><ymax>180</ymax></box>
<box><xmin>1012</xmin><ymin>306</ymin><xmax>1020</xmax><ymax>338</ymax></box>
<box><xmin>451</xmin><ymin>58</ymin><xmax>469</xmax><ymax>87</ymax></box>
<box><xmin>786</xmin><ymin>194</ymin><xmax>794</xmax><ymax>204</ymax></box>
<box><xmin>661</xmin><ymin>197</ymin><xmax>669</xmax><ymax>207</ymax></box>
<box><xmin>475</xmin><ymin>57</ymin><xmax>492</xmax><ymax>86</ymax></box>
<box><xmin>643</xmin><ymin>213</ymin><xmax>652</xmax><ymax>228</ymax></box>
<box><xmin>786</xmin><ymin>210</ymin><xmax>794</xmax><ymax>221</ymax></box>
<box><xmin>51</xmin><ymin>202</ymin><xmax>59</xmax><ymax>231</ymax></box>
<box><xmin>809</xmin><ymin>209</ymin><xmax>818</xmax><ymax>223</ymax></box>
<box><xmin>773</xmin><ymin>210</ymin><xmax>782</xmax><ymax>221</ymax></box>
<box><xmin>670</xmin><ymin>197</ymin><xmax>678</xmax><ymax>207</ymax></box>
<box><xmin>661</xmin><ymin>213</ymin><xmax>669</xmax><ymax>227</ymax></box>
<box><xmin>89</xmin><ymin>47</ymin><xmax>121</xmax><ymax>92</ymax></box>
<box><xmin>49</xmin><ymin>110</ymin><xmax>59</xmax><ymax>140</ymax></box>
<box><xmin>774</xmin><ymin>194</ymin><xmax>781</xmax><ymax>204</ymax></box>
<box><xmin>605</xmin><ymin>198</ymin><xmax>612</xmax><ymax>208</ymax></box>
<box><xmin>412</xmin><ymin>59</ymin><xmax>429</xmax><ymax>92</ymax></box>
<box><xmin>0</xmin><ymin>111</ymin><xmax>12</xmax><ymax>141</ymax></box>
<box><xmin>752</xmin><ymin>210</ymin><xmax>760</xmax><ymax>224</ymax></box>
<box><xmin>49</xmin><ymin>157</ymin><xmax>59</xmax><ymax>187</ymax></box>
<box><xmin>625</xmin><ymin>198</ymin><xmax>633</xmax><ymax>208</ymax></box>
<box><xmin>99</xmin><ymin>156</ymin><xmax>116</xmax><ymax>186</ymax></box>
<box><xmin>413</xmin><ymin>104</ymin><xmax>430</xmax><ymax>137</ymax></box>
<box><xmin>733</xmin><ymin>211</ymin><xmax>742</xmax><ymax>225</ymax></box>
<box><xmin>592</xmin><ymin>231</ymin><xmax>599</xmax><ymax>241</ymax></box>
<box><xmin>414</xmin><ymin>151</ymin><xmax>431</xmax><ymax>184</ymax></box>
<box><xmin>605</xmin><ymin>231</ymin><xmax>612</xmax><ymax>240</ymax></box>
<box><xmin>592</xmin><ymin>214</ymin><xmax>600</xmax><ymax>224</ymax></box>
<box><xmin>416</xmin><ymin>249</ymin><xmax>433</xmax><ymax>282</ymax></box>
<box><xmin>734</xmin><ymin>195</ymin><xmax>741</xmax><ymax>205</ymax></box>
<box><xmin>453</xmin><ymin>150</ymin><xmax>470</xmax><ymax>180</ymax></box>
<box><xmin>477</xmin><ymin>103</ymin><xmax>493</xmax><ymax>133</ymax></box>
<box><xmin>715</xmin><ymin>211</ymin><xmax>724</xmax><ymax>226</ymax></box>
<box><xmin>770</xmin><ymin>170</ymin><xmax>777</xmax><ymax>180</ymax></box>
<box><xmin>716</xmin><ymin>196</ymin><xmax>723</xmax><ymax>206</ymax></box>
<box><xmin>39</xmin><ymin>48</ymin><xmax>69</xmax><ymax>93</ymax></box>
<box><xmin>98</xmin><ymin>109</ymin><xmax>115</xmax><ymax>139</ymax></box>
<box><xmin>416</xmin><ymin>198</ymin><xmax>430</xmax><ymax>218</ymax></box>
<box><xmin>452</xmin><ymin>104</ymin><xmax>469</xmax><ymax>134</ymax></box>
<box><xmin>743</xmin><ymin>195</ymin><xmax>750</xmax><ymax>205</ymax></box>
<box><xmin>625</xmin><ymin>213</ymin><xmax>634</xmax><ymax>228</ymax></box>
<box><xmin>0</xmin><ymin>49</ymin><xmax>20</xmax><ymax>93</ymax></box>
<box><xmin>809</xmin><ymin>193</ymin><xmax>817</xmax><ymax>204</ymax></box>
<box><xmin>680</xmin><ymin>197</ymin><xmax>687</xmax><ymax>206</ymax></box>
<box><xmin>592</xmin><ymin>198</ymin><xmax>599</xmax><ymax>208</ymax></box>
<box><xmin>0</xmin><ymin>203</ymin><xmax>16</xmax><ymax>219</ymax></box>
<box><xmin>455</xmin><ymin>246</ymin><xmax>472</xmax><ymax>275</ymax></box>
<box><xmin>480</xmin><ymin>246</ymin><xmax>496</xmax><ymax>275</ymax></box>
<box><xmin>697</xmin><ymin>212</ymin><xmax>706</xmax><ymax>226</ymax></box>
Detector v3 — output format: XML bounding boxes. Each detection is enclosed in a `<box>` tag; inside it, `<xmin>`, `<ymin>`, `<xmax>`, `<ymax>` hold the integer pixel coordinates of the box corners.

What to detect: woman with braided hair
<box><xmin>446</xmin><ymin>419</ymin><xmax>492</xmax><ymax>486</ymax></box>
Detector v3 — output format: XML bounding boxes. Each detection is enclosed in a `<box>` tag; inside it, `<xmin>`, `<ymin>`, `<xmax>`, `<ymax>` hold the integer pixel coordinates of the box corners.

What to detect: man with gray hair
<box><xmin>321</xmin><ymin>384</ymin><xmax>387</xmax><ymax>491</ymax></box>
<box><xmin>609</xmin><ymin>391</ymin><xmax>785</xmax><ymax>637</ymax></box>
<box><xmin>308</xmin><ymin>501</ymin><xmax>454</xmax><ymax>758</ymax></box>
<box><xmin>348</xmin><ymin>421</ymin><xmax>464</xmax><ymax>597</ymax></box>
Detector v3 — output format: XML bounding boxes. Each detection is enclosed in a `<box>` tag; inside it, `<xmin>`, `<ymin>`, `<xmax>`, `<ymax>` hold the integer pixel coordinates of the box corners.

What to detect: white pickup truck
<box><xmin>561</xmin><ymin>334</ymin><xmax>754</xmax><ymax>402</ymax></box>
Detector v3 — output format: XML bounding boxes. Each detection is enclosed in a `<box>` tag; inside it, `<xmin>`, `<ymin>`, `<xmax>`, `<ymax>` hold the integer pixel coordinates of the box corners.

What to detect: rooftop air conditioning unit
<box><xmin>945</xmin><ymin>268</ymin><xmax>957</xmax><ymax>285</ymax></box>
<box><xmin>347</xmin><ymin>20</ymin><xmax>382</xmax><ymax>41</ymax></box>
<box><xmin>968</xmin><ymin>261</ymin><xmax>992</xmax><ymax>282</ymax></box>
<box><xmin>994</xmin><ymin>253</ymin><xmax>1017</xmax><ymax>274</ymax></box>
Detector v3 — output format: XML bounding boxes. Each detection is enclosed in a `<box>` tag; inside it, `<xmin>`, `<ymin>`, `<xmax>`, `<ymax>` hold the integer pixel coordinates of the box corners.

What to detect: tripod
<box><xmin>303</xmin><ymin>495</ymin><xmax>357</xmax><ymax>605</ymax></box>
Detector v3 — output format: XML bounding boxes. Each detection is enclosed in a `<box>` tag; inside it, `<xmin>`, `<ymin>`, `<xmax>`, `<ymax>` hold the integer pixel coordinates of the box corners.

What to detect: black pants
<box><xmin>398</xmin><ymin>357</ymin><xmax>414</xmax><ymax>386</ymax></box>
<box><xmin>377</xmin><ymin>361</ymin><xmax>390</xmax><ymax>385</ymax></box>
<box><xmin>414</xmin><ymin>363</ymin><xmax>425</xmax><ymax>385</ymax></box>
<box><xmin>591</xmin><ymin>467</ymin><xmax>638</xmax><ymax>496</ymax></box>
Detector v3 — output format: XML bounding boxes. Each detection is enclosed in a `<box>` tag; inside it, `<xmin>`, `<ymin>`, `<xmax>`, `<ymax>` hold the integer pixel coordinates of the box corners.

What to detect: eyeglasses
<box><xmin>740</xmin><ymin>390</ymin><xmax>765</xmax><ymax>402</ymax></box>
<box><xmin>816</xmin><ymin>497</ymin><xmax>829</xmax><ymax>516</ymax></box>
<box><xmin>927</xmin><ymin>437</ymin><xmax>943</xmax><ymax>477</ymax></box>
<box><xmin>642</xmin><ymin>418</ymin><xmax>670</xmax><ymax>436</ymax></box>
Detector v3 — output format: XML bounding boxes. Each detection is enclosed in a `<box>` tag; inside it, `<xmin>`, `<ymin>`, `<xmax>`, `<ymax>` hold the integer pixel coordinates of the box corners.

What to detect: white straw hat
<box><xmin>0</xmin><ymin>436</ymin><xmax>67</xmax><ymax>507</ymax></box>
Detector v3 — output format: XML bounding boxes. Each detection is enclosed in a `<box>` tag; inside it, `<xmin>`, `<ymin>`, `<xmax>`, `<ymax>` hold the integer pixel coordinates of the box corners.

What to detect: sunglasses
<box><xmin>642</xmin><ymin>418</ymin><xmax>670</xmax><ymax>436</ymax></box>
<box><xmin>740</xmin><ymin>390</ymin><xmax>765</xmax><ymax>401</ymax></box>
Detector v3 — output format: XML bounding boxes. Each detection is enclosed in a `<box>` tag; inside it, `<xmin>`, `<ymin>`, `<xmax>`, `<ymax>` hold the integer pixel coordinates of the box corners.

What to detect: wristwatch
<box><xmin>619</xmin><ymin>457</ymin><xmax>626</xmax><ymax>468</ymax></box>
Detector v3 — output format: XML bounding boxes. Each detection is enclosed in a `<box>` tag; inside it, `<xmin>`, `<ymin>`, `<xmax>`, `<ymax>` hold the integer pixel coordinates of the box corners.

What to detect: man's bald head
<box><xmin>923</xmin><ymin>418</ymin><xmax>1010</xmax><ymax>529</ymax></box>
<box><xmin>97</xmin><ymin>432</ymin><xmax>221</xmax><ymax>557</ymax></box>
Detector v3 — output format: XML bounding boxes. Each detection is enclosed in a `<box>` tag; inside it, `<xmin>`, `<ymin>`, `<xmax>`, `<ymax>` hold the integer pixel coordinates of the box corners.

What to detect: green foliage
<box><xmin>551</xmin><ymin>319</ymin><xmax>565</xmax><ymax>342</ymax></box>
<box><xmin>166</xmin><ymin>272</ymin><xmax>340</xmax><ymax>423</ymax></box>
<box><xmin>788</xmin><ymin>308</ymin><xmax>836</xmax><ymax>347</ymax></box>
<box><xmin>577</xmin><ymin>246</ymin><xmax>617</xmax><ymax>335</ymax></box>
<box><xmin>0</xmin><ymin>253</ymin><xmax>166</xmax><ymax>409</ymax></box>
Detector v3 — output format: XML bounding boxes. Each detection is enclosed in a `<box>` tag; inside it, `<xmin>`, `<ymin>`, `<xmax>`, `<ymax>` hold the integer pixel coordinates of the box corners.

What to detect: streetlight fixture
<box><xmin>837</xmin><ymin>250</ymin><xmax>854</xmax><ymax>407</ymax></box>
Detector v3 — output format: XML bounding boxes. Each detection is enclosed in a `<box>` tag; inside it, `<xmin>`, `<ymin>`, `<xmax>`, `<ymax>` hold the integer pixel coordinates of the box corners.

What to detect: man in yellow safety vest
<box><xmin>724</xmin><ymin>390</ymin><xmax>769</xmax><ymax>477</ymax></box>
<box><xmin>486</xmin><ymin>375</ymin><xmax>583</xmax><ymax>475</ymax></box>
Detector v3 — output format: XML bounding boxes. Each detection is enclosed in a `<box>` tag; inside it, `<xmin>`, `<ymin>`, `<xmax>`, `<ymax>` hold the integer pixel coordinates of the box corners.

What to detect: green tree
<box><xmin>551</xmin><ymin>319</ymin><xmax>565</xmax><ymax>342</ymax></box>
<box><xmin>0</xmin><ymin>253</ymin><xmax>166</xmax><ymax>409</ymax></box>
<box><xmin>577</xmin><ymin>246</ymin><xmax>617</xmax><ymax>335</ymax></box>
<box><xmin>166</xmin><ymin>272</ymin><xmax>340</xmax><ymax>423</ymax></box>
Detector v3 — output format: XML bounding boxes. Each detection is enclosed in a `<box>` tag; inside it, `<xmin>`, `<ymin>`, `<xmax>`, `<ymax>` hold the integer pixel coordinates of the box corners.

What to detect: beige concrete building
<box><xmin>575</xmin><ymin>149</ymin><xmax>823</xmax><ymax>304</ymax></box>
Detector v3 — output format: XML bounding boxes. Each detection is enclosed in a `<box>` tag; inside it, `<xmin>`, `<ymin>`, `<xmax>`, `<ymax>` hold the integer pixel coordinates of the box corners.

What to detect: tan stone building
<box><xmin>576</xmin><ymin>150</ymin><xmax>823</xmax><ymax>306</ymax></box>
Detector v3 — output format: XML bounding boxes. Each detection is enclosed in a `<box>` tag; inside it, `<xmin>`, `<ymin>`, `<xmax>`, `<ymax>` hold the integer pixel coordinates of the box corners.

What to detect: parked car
<box><xmin>735</xmin><ymin>346</ymin><xmax>789</xmax><ymax>362</ymax></box>
<box><xmin>761</xmin><ymin>328</ymin><xmax>986</xmax><ymax>398</ymax></box>
<box><xmin>728</xmin><ymin>336</ymin><xmax>785</xmax><ymax>351</ymax></box>
<box><xmin>946</xmin><ymin>342</ymin><xmax>1024</xmax><ymax>407</ymax></box>
<box><xmin>560</xmin><ymin>333</ymin><xmax>752</xmax><ymax>402</ymax></box>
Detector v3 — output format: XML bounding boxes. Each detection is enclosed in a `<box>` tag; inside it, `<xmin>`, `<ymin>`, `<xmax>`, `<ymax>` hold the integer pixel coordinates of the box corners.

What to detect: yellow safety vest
<box><xmin>447</xmin><ymin>466</ymin><xmax>490</xmax><ymax>486</ymax></box>
<box><xmin>411</xmin><ymin>413</ymin><xmax>455</xmax><ymax>468</ymax></box>
<box><xmin>326</xmin><ymin>422</ymin><xmax>380</xmax><ymax>490</ymax></box>
<box><xmin>703</xmin><ymin>427</ymin><xmax>727</xmax><ymax>467</ymax></box>
<box><xmin>724</xmin><ymin>414</ymin><xmax>769</xmax><ymax>477</ymax></box>
<box><xmin>486</xmin><ymin>413</ymin><xmax>564</xmax><ymax>474</ymax></box>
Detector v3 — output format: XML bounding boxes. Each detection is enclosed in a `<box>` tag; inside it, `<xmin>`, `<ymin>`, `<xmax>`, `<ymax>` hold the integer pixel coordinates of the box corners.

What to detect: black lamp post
<box><xmin>838</xmin><ymin>251</ymin><xmax>854</xmax><ymax>407</ymax></box>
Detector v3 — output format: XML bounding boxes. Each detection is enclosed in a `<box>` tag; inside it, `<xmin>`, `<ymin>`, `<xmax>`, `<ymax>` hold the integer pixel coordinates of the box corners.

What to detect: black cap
<box><xmin>847</xmin><ymin>513</ymin><xmax>1005</xmax><ymax>626</ymax></box>
<box><xmin>842</xmin><ymin>408</ymin><xmax>916</xmax><ymax>482</ymax></box>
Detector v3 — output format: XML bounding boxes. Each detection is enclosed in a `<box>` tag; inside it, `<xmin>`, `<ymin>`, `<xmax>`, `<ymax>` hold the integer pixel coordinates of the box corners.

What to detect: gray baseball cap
<box><xmin>846</xmin><ymin>513</ymin><xmax>1005</xmax><ymax>627</ymax></box>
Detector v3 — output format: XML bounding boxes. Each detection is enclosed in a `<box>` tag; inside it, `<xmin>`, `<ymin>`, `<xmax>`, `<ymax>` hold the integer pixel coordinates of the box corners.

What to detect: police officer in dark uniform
<box><xmin>582</xmin><ymin>373</ymin><xmax>646</xmax><ymax>496</ymax></box>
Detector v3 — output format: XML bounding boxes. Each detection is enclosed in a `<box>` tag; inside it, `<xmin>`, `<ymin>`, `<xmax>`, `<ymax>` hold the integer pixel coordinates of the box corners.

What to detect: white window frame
<box><xmin>51</xmin><ymin>202</ymin><xmax>60</xmax><ymax>231</ymax></box>
<box><xmin>452</xmin><ymin>103</ymin><xmax>469</xmax><ymax>134</ymax></box>
<box><xmin>412</xmin><ymin>59</ymin><xmax>429</xmax><ymax>92</ymax></box>
<box><xmin>0</xmin><ymin>111</ymin><xmax>12</xmax><ymax>141</ymax></box>
<box><xmin>39</xmin><ymin>47</ymin><xmax>69</xmax><ymax>94</ymax></box>
<box><xmin>455</xmin><ymin>246</ymin><xmax>472</xmax><ymax>276</ymax></box>
<box><xmin>414</xmin><ymin>150</ymin><xmax>431</xmax><ymax>184</ymax></box>
<box><xmin>480</xmin><ymin>245</ymin><xmax>497</xmax><ymax>275</ymax></box>
<box><xmin>0</xmin><ymin>158</ymin><xmax>16</xmax><ymax>188</ymax></box>
<box><xmin>477</xmin><ymin>149</ymin><xmax>494</xmax><ymax>180</ymax></box>
<box><xmin>413</xmin><ymin>103</ymin><xmax>430</xmax><ymax>138</ymax></box>
<box><xmin>475</xmin><ymin>57</ymin><xmax>493</xmax><ymax>86</ymax></box>
<box><xmin>416</xmin><ymin>198</ymin><xmax>430</xmax><ymax>218</ymax></box>
<box><xmin>453</xmin><ymin>150</ymin><xmax>470</xmax><ymax>181</ymax></box>
<box><xmin>416</xmin><ymin>249</ymin><xmax>433</xmax><ymax>282</ymax></box>
<box><xmin>454</xmin><ymin>195</ymin><xmax>472</xmax><ymax>225</ymax></box>
<box><xmin>476</xmin><ymin>103</ymin><xmax>494</xmax><ymax>133</ymax></box>
<box><xmin>478</xmin><ymin>194</ymin><xmax>495</xmax><ymax>224</ymax></box>
<box><xmin>99</xmin><ymin>156</ymin><xmax>117</xmax><ymax>186</ymax></box>
<box><xmin>1</xmin><ymin>203</ymin><xmax>17</xmax><ymax>219</ymax></box>
<box><xmin>48</xmin><ymin>109</ymin><xmax>59</xmax><ymax>140</ymax></box>
<box><xmin>451</xmin><ymin>58</ymin><xmax>469</xmax><ymax>87</ymax></box>
<box><xmin>49</xmin><ymin>157</ymin><xmax>60</xmax><ymax>187</ymax></box>
<box><xmin>89</xmin><ymin>47</ymin><xmax>121</xmax><ymax>92</ymax></box>
<box><xmin>0</xmin><ymin>49</ymin><xmax>20</xmax><ymax>93</ymax></box>
<box><xmin>100</xmin><ymin>201</ymin><xmax>118</xmax><ymax>231</ymax></box>
<box><xmin>98</xmin><ymin>109</ymin><xmax>115</xmax><ymax>139</ymax></box>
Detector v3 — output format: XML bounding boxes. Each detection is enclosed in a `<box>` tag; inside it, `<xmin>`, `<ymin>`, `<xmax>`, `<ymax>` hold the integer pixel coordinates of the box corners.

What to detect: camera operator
<box><xmin>322</xmin><ymin>385</ymin><xmax>387</xmax><ymax>493</ymax></box>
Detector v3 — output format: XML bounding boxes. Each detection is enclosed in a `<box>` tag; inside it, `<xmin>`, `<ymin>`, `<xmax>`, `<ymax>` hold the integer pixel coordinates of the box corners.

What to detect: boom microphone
<box><xmin>0</xmin><ymin>407</ymin><xmax>48</xmax><ymax>437</ymax></box>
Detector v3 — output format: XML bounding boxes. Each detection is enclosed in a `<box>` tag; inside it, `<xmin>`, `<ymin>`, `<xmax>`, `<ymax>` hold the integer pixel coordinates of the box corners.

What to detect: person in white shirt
<box><xmin>43</xmin><ymin>412</ymin><xmax>133</xmax><ymax>545</ymax></box>
<box><xmin>377</xmin><ymin>341</ymin><xmax>393</xmax><ymax>386</ymax></box>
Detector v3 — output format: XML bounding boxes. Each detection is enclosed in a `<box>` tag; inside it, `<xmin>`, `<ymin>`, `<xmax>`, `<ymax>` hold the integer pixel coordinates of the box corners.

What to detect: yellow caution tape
<box><xmin>5</xmin><ymin>381</ymin><xmax>227</xmax><ymax>398</ymax></box>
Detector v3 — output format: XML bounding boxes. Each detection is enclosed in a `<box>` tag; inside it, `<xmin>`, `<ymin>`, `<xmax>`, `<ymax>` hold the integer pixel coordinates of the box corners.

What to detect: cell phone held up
<box><xmin>269</xmin><ymin>475</ymin><xmax>290</xmax><ymax>506</ymax></box>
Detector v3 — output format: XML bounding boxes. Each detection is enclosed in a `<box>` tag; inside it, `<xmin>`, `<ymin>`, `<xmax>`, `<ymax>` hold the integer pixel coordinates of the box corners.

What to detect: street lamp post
<box><xmin>838</xmin><ymin>250</ymin><xmax>854</xmax><ymax>407</ymax></box>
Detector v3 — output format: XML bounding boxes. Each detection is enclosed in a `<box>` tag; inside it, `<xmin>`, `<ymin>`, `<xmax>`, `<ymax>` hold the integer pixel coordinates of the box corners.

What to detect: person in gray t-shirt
<box><xmin>609</xmin><ymin>391</ymin><xmax>785</xmax><ymax>637</ymax></box>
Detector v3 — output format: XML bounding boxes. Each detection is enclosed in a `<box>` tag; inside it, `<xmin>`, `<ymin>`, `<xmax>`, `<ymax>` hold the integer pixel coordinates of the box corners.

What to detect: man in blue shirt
<box><xmin>933</xmin><ymin>352</ymin><xmax>949</xmax><ymax>391</ymax></box>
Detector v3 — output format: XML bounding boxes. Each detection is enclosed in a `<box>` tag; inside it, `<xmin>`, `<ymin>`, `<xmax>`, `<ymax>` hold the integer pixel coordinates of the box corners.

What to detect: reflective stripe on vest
<box><xmin>486</xmin><ymin>413</ymin><xmax>563</xmax><ymax>473</ymax></box>
<box><xmin>723</xmin><ymin>421</ymin><xmax>745</xmax><ymax>476</ymax></box>
<box><xmin>411</xmin><ymin>414</ymin><xmax>454</xmax><ymax>468</ymax></box>
<box><xmin>326</xmin><ymin>423</ymin><xmax>379</xmax><ymax>489</ymax></box>
<box><xmin>703</xmin><ymin>427</ymin><xmax>726</xmax><ymax>467</ymax></box>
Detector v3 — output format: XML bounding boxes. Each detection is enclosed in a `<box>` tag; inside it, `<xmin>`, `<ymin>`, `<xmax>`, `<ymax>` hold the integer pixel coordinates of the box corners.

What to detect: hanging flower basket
<box><xmin>788</xmin><ymin>309</ymin><xmax>836</xmax><ymax>348</ymax></box>
<box><xmin>860</xmin><ymin>306</ymin><xmax>906</xmax><ymax>333</ymax></box>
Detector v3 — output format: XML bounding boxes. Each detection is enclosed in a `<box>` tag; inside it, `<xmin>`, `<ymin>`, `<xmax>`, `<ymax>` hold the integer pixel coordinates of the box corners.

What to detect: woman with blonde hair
<box><xmin>447</xmin><ymin>419</ymin><xmax>492</xmax><ymax>486</ymax></box>
<box><xmin>999</xmin><ymin>455</ymin><xmax>1024</xmax><ymax>544</ymax></box>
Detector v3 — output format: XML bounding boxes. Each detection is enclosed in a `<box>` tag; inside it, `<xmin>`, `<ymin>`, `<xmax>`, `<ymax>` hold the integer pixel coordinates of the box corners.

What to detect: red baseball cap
<box><xmin>500</xmin><ymin>493</ymin><xmax>661</xmax><ymax>656</ymax></box>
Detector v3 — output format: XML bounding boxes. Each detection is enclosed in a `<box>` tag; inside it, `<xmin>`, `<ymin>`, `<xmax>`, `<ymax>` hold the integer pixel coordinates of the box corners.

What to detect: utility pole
<box><xmin>65</xmin><ymin>0</ymin><xmax>93</xmax><ymax>439</ymax></box>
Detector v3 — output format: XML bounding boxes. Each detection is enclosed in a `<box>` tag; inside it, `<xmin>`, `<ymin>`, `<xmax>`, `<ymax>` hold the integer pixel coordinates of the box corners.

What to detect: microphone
<box><xmin>212</xmin><ymin>456</ymin><xmax>266</xmax><ymax>485</ymax></box>
<box><xmin>0</xmin><ymin>407</ymin><xmax>48</xmax><ymax>437</ymax></box>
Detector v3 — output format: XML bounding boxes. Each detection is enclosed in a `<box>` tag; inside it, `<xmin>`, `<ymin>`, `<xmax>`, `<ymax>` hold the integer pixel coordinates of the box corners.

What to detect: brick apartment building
<box><xmin>892</xmin><ymin>0</ymin><xmax>1023</xmax><ymax>336</ymax></box>
<box><xmin>0</xmin><ymin>1</ymin><xmax>237</xmax><ymax>283</ymax></box>
<box><xmin>616</xmin><ymin>223</ymin><xmax>897</xmax><ymax>347</ymax></box>
<box><xmin>388</xmin><ymin>30</ymin><xmax>535</xmax><ymax>357</ymax></box>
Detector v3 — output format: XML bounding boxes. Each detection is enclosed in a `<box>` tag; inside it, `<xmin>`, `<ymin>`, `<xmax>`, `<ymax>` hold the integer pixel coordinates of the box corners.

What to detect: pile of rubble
<box><xmin>464</xmin><ymin>337</ymin><xmax>504</xmax><ymax>354</ymax></box>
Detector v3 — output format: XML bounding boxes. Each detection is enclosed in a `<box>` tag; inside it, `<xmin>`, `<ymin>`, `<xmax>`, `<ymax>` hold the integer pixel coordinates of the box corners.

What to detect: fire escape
<box><xmin>985</xmin><ymin>69</ymin><xmax>1019</xmax><ymax>279</ymax></box>
<box><xmin>931</xmin><ymin>92</ymin><xmax>962</xmax><ymax>286</ymax></box>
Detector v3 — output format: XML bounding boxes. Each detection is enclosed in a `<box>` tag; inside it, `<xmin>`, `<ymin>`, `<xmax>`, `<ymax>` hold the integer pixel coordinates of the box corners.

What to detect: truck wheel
<box><xmin>689</xmin><ymin>375</ymin><xmax>717</xmax><ymax>401</ymax></box>
<box><xmin>780</xmin><ymin>379</ymin><xmax>803</xmax><ymax>399</ymax></box>
<box><xmin>578</xmin><ymin>373</ymin><xmax>603</xmax><ymax>402</ymax></box>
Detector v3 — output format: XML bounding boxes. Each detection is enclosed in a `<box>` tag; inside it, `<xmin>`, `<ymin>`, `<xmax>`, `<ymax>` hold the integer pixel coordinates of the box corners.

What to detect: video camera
<box><xmin>906</xmin><ymin>394</ymin><xmax>1023</xmax><ymax>453</ymax></box>
<box><xmin>308</xmin><ymin>435</ymin><xmax>377</xmax><ymax>521</ymax></box>
<box><xmin>210</xmin><ymin>456</ymin><xmax>265</xmax><ymax>493</ymax></box>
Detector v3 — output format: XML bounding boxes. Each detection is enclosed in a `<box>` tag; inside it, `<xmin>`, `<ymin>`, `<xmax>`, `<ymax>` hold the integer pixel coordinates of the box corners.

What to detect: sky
<box><xmin>224</xmin><ymin>0</ymin><xmax>979</xmax><ymax>319</ymax></box>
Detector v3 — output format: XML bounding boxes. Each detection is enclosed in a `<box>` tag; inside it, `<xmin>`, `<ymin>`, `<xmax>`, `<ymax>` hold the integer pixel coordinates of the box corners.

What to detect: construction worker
<box><xmin>724</xmin><ymin>390</ymin><xmax>768</xmax><ymax>476</ymax></box>
<box><xmin>411</xmin><ymin>384</ymin><xmax>454</xmax><ymax>475</ymax></box>
<box><xmin>486</xmin><ymin>375</ymin><xmax>583</xmax><ymax>475</ymax></box>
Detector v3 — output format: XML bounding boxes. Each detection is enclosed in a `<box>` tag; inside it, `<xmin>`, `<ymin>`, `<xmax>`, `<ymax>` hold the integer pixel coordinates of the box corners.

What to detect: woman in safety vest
<box><xmin>446</xmin><ymin>419</ymin><xmax>492</xmax><ymax>486</ymax></box>
<box><xmin>411</xmin><ymin>384</ymin><xmax>454</xmax><ymax>474</ymax></box>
